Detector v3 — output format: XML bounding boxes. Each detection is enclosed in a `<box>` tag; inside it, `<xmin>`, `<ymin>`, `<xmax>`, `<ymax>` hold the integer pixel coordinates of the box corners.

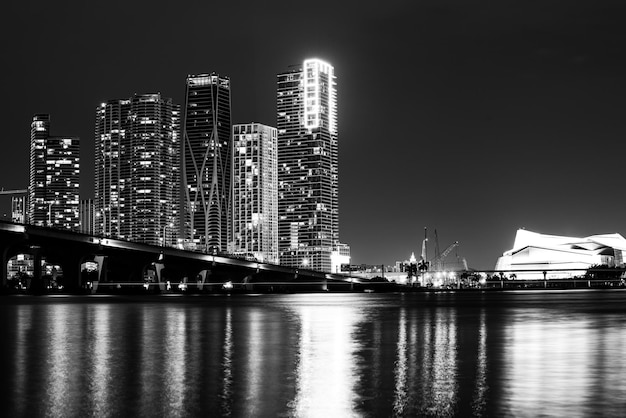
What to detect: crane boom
<box><xmin>430</xmin><ymin>241</ymin><xmax>459</xmax><ymax>271</ymax></box>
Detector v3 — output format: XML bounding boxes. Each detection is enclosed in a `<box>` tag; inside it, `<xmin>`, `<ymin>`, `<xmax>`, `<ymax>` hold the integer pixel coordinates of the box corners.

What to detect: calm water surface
<box><xmin>0</xmin><ymin>290</ymin><xmax>625</xmax><ymax>417</ymax></box>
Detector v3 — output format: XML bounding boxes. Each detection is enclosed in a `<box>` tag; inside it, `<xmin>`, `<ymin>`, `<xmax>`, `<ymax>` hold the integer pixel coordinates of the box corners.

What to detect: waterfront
<box><xmin>0</xmin><ymin>290</ymin><xmax>625</xmax><ymax>417</ymax></box>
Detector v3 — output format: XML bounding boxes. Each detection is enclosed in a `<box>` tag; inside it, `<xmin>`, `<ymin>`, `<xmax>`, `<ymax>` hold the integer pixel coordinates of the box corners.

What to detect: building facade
<box><xmin>11</xmin><ymin>195</ymin><xmax>27</xmax><ymax>224</ymax></box>
<box><xmin>182</xmin><ymin>73</ymin><xmax>232</xmax><ymax>254</ymax></box>
<box><xmin>495</xmin><ymin>229</ymin><xmax>626</xmax><ymax>279</ymax></box>
<box><xmin>95</xmin><ymin>94</ymin><xmax>180</xmax><ymax>246</ymax></box>
<box><xmin>230</xmin><ymin>123</ymin><xmax>278</xmax><ymax>263</ymax></box>
<box><xmin>277</xmin><ymin>59</ymin><xmax>342</xmax><ymax>272</ymax></box>
<box><xmin>28</xmin><ymin>114</ymin><xmax>80</xmax><ymax>230</ymax></box>
<box><xmin>79</xmin><ymin>198</ymin><xmax>95</xmax><ymax>235</ymax></box>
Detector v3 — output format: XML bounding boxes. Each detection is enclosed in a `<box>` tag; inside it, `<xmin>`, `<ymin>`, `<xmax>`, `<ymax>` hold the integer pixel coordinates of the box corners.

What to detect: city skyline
<box><xmin>2</xmin><ymin>1</ymin><xmax>626</xmax><ymax>270</ymax></box>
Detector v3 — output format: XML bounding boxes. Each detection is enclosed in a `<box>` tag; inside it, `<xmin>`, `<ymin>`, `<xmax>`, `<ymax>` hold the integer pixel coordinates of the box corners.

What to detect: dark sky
<box><xmin>2</xmin><ymin>0</ymin><xmax>625</xmax><ymax>269</ymax></box>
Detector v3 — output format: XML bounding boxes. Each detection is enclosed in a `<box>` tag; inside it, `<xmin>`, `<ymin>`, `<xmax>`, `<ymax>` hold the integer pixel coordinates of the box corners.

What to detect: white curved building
<box><xmin>495</xmin><ymin>229</ymin><xmax>626</xmax><ymax>279</ymax></box>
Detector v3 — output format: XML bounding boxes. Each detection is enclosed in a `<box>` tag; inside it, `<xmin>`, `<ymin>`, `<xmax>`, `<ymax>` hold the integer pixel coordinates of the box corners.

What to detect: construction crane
<box><xmin>418</xmin><ymin>227</ymin><xmax>429</xmax><ymax>272</ymax></box>
<box><xmin>430</xmin><ymin>241</ymin><xmax>459</xmax><ymax>271</ymax></box>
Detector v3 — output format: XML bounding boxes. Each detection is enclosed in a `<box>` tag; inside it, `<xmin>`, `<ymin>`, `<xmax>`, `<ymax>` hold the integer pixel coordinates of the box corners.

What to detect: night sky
<box><xmin>2</xmin><ymin>1</ymin><xmax>625</xmax><ymax>270</ymax></box>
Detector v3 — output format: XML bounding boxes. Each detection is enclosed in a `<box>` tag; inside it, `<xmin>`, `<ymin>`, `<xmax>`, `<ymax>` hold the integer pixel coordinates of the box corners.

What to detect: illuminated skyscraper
<box><xmin>182</xmin><ymin>73</ymin><xmax>232</xmax><ymax>253</ymax></box>
<box><xmin>95</xmin><ymin>94</ymin><xmax>180</xmax><ymax>246</ymax></box>
<box><xmin>230</xmin><ymin>123</ymin><xmax>278</xmax><ymax>263</ymax></box>
<box><xmin>28</xmin><ymin>114</ymin><xmax>80</xmax><ymax>230</ymax></box>
<box><xmin>277</xmin><ymin>59</ymin><xmax>345</xmax><ymax>272</ymax></box>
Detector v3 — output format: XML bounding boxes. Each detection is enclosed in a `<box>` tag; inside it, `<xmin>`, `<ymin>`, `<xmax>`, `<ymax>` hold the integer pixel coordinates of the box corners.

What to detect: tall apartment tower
<box><xmin>182</xmin><ymin>74</ymin><xmax>232</xmax><ymax>254</ymax></box>
<box><xmin>95</xmin><ymin>94</ymin><xmax>180</xmax><ymax>246</ymax></box>
<box><xmin>277</xmin><ymin>59</ymin><xmax>340</xmax><ymax>272</ymax></box>
<box><xmin>28</xmin><ymin>114</ymin><xmax>80</xmax><ymax>230</ymax></box>
<box><xmin>230</xmin><ymin>123</ymin><xmax>278</xmax><ymax>263</ymax></box>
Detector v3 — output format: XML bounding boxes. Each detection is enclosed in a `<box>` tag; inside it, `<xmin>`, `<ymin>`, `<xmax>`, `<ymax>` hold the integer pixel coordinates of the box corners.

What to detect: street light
<box><xmin>162</xmin><ymin>222</ymin><xmax>174</xmax><ymax>247</ymax></box>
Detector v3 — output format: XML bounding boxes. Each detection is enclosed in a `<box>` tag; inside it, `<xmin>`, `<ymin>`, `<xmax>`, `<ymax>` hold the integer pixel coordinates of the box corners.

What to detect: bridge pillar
<box><xmin>196</xmin><ymin>269</ymin><xmax>210</xmax><ymax>291</ymax></box>
<box><xmin>94</xmin><ymin>255</ymin><xmax>107</xmax><ymax>282</ymax></box>
<box><xmin>154</xmin><ymin>262</ymin><xmax>166</xmax><ymax>291</ymax></box>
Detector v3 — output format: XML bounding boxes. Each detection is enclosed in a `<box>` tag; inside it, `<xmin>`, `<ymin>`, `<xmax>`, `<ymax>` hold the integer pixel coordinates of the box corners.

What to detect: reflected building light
<box><xmin>14</xmin><ymin>306</ymin><xmax>32</xmax><ymax>417</ymax></box>
<box><xmin>164</xmin><ymin>308</ymin><xmax>187</xmax><ymax>414</ymax></box>
<box><xmin>243</xmin><ymin>309</ymin><xmax>263</xmax><ymax>415</ymax></box>
<box><xmin>504</xmin><ymin>315</ymin><xmax>594</xmax><ymax>416</ymax></box>
<box><xmin>138</xmin><ymin>305</ymin><xmax>160</xmax><ymax>413</ymax></box>
<box><xmin>472</xmin><ymin>308</ymin><xmax>488</xmax><ymax>416</ymax></box>
<box><xmin>420</xmin><ymin>309</ymin><xmax>458</xmax><ymax>416</ymax></box>
<box><xmin>90</xmin><ymin>305</ymin><xmax>112</xmax><ymax>416</ymax></box>
<box><xmin>45</xmin><ymin>305</ymin><xmax>76</xmax><ymax>417</ymax></box>
<box><xmin>291</xmin><ymin>306</ymin><xmax>358</xmax><ymax>416</ymax></box>
<box><xmin>393</xmin><ymin>308</ymin><xmax>409</xmax><ymax>415</ymax></box>
<box><xmin>221</xmin><ymin>307</ymin><xmax>234</xmax><ymax>414</ymax></box>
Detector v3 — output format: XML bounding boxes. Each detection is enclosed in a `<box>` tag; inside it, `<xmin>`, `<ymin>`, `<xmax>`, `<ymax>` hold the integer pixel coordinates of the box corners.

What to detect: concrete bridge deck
<box><xmin>0</xmin><ymin>220</ymin><xmax>370</xmax><ymax>294</ymax></box>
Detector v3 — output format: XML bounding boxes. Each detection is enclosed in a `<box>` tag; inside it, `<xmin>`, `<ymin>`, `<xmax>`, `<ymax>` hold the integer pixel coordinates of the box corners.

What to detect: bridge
<box><xmin>0</xmin><ymin>220</ymin><xmax>370</xmax><ymax>294</ymax></box>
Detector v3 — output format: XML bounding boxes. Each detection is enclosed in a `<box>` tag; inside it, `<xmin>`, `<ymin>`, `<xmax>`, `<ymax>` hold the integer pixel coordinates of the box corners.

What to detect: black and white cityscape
<box><xmin>8</xmin><ymin>58</ymin><xmax>351</xmax><ymax>275</ymax></box>
<box><xmin>1</xmin><ymin>1</ymin><xmax>626</xmax><ymax>416</ymax></box>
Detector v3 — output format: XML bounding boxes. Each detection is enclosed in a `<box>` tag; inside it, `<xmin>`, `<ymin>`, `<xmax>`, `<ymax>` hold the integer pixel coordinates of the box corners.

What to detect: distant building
<box><xmin>28</xmin><ymin>114</ymin><xmax>80</xmax><ymax>230</ymax></box>
<box><xmin>331</xmin><ymin>242</ymin><xmax>351</xmax><ymax>273</ymax></box>
<box><xmin>495</xmin><ymin>229</ymin><xmax>626</xmax><ymax>279</ymax></box>
<box><xmin>230</xmin><ymin>123</ymin><xmax>278</xmax><ymax>263</ymax></box>
<box><xmin>277</xmin><ymin>58</ymin><xmax>343</xmax><ymax>272</ymax></box>
<box><xmin>182</xmin><ymin>73</ymin><xmax>232</xmax><ymax>253</ymax></box>
<box><xmin>11</xmin><ymin>195</ymin><xmax>27</xmax><ymax>224</ymax></box>
<box><xmin>79</xmin><ymin>199</ymin><xmax>95</xmax><ymax>235</ymax></box>
<box><xmin>95</xmin><ymin>94</ymin><xmax>180</xmax><ymax>246</ymax></box>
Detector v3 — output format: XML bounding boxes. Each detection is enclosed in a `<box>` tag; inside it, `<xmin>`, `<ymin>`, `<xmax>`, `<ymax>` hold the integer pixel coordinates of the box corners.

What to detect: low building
<box><xmin>495</xmin><ymin>229</ymin><xmax>626</xmax><ymax>279</ymax></box>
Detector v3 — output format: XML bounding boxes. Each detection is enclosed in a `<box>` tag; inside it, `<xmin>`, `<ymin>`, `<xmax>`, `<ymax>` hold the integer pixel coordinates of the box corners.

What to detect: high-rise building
<box><xmin>95</xmin><ymin>94</ymin><xmax>180</xmax><ymax>246</ymax></box>
<box><xmin>79</xmin><ymin>198</ymin><xmax>95</xmax><ymax>235</ymax></box>
<box><xmin>182</xmin><ymin>73</ymin><xmax>232</xmax><ymax>254</ymax></box>
<box><xmin>230</xmin><ymin>123</ymin><xmax>278</xmax><ymax>263</ymax></box>
<box><xmin>28</xmin><ymin>114</ymin><xmax>80</xmax><ymax>230</ymax></box>
<box><xmin>277</xmin><ymin>59</ymin><xmax>344</xmax><ymax>272</ymax></box>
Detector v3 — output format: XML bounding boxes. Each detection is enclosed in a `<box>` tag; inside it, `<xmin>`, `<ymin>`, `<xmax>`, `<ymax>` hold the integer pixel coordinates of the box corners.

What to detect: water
<box><xmin>0</xmin><ymin>290</ymin><xmax>625</xmax><ymax>417</ymax></box>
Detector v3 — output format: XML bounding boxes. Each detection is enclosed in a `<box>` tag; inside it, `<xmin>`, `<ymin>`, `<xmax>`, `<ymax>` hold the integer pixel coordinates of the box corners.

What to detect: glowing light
<box><xmin>223</xmin><ymin>281</ymin><xmax>234</xmax><ymax>290</ymax></box>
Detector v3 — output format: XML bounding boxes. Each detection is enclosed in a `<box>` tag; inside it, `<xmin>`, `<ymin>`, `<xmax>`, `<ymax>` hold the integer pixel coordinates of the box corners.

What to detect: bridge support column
<box><xmin>154</xmin><ymin>262</ymin><xmax>165</xmax><ymax>291</ymax></box>
<box><xmin>94</xmin><ymin>255</ymin><xmax>107</xmax><ymax>282</ymax></box>
<box><xmin>196</xmin><ymin>269</ymin><xmax>210</xmax><ymax>291</ymax></box>
<box><xmin>90</xmin><ymin>255</ymin><xmax>108</xmax><ymax>294</ymax></box>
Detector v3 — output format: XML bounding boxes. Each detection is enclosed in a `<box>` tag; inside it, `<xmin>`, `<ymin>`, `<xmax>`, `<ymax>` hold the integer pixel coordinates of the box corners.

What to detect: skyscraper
<box><xmin>182</xmin><ymin>73</ymin><xmax>232</xmax><ymax>254</ymax></box>
<box><xmin>230</xmin><ymin>123</ymin><xmax>278</xmax><ymax>263</ymax></box>
<box><xmin>28</xmin><ymin>114</ymin><xmax>80</xmax><ymax>230</ymax></box>
<box><xmin>95</xmin><ymin>94</ymin><xmax>180</xmax><ymax>246</ymax></box>
<box><xmin>277</xmin><ymin>59</ymin><xmax>343</xmax><ymax>272</ymax></box>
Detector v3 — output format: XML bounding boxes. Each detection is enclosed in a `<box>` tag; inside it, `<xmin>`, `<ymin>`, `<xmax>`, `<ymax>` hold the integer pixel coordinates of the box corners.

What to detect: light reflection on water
<box><xmin>0</xmin><ymin>291</ymin><xmax>625</xmax><ymax>417</ymax></box>
<box><xmin>289</xmin><ymin>302</ymin><xmax>360</xmax><ymax>417</ymax></box>
<box><xmin>503</xmin><ymin>310</ymin><xmax>626</xmax><ymax>417</ymax></box>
